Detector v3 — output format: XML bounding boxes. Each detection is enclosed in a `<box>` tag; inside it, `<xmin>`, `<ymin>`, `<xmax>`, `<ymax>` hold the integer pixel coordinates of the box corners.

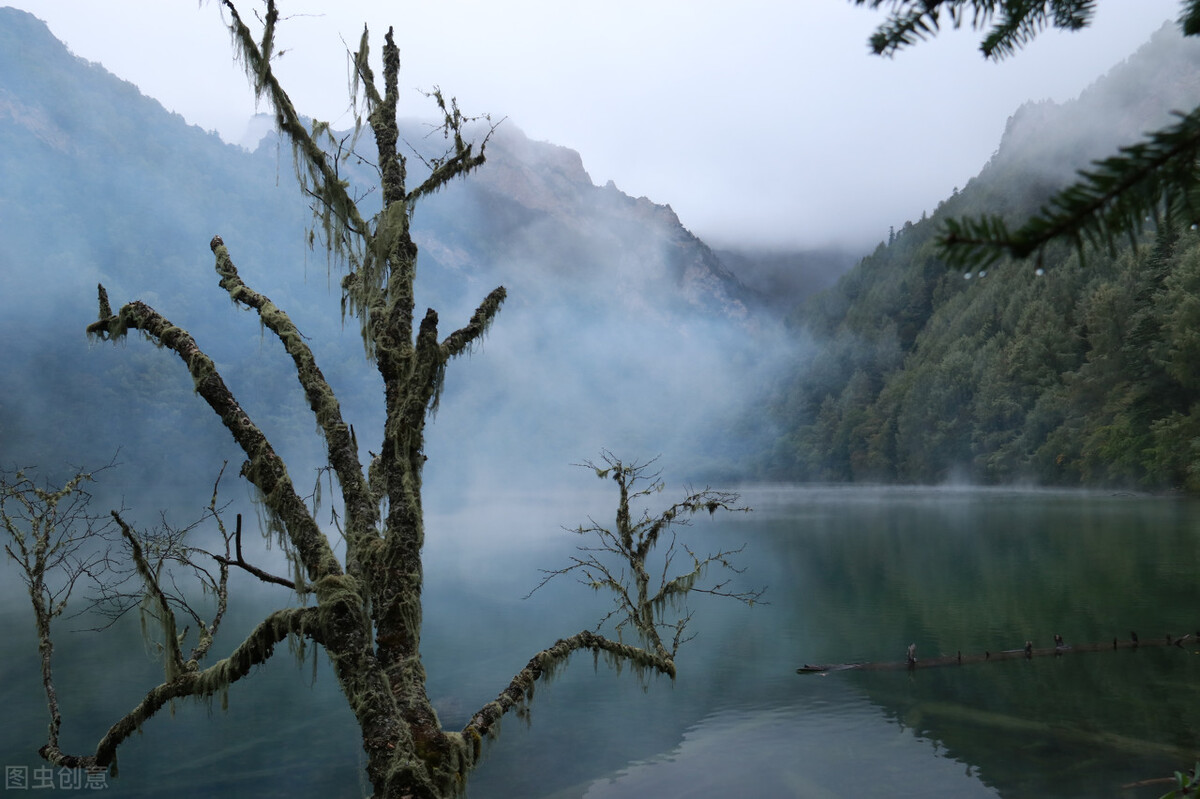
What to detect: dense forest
<box><xmin>763</xmin><ymin>23</ymin><xmax>1200</xmax><ymax>492</ymax></box>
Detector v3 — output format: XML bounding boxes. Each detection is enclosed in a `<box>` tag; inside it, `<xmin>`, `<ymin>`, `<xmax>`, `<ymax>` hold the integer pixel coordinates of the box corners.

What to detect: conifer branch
<box><xmin>852</xmin><ymin>1</ymin><xmax>1097</xmax><ymax>59</ymax></box>
<box><xmin>981</xmin><ymin>0</ymin><xmax>1093</xmax><ymax>59</ymax></box>
<box><xmin>940</xmin><ymin>105</ymin><xmax>1200</xmax><ymax>266</ymax></box>
<box><xmin>857</xmin><ymin>1</ymin><xmax>1200</xmax><ymax>268</ymax></box>
<box><xmin>1184</xmin><ymin>0</ymin><xmax>1200</xmax><ymax>36</ymax></box>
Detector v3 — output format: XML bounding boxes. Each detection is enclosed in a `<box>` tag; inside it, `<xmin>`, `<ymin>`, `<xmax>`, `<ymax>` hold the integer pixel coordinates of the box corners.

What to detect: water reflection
<box><xmin>580</xmin><ymin>702</ymin><xmax>997</xmax><ymax>799</ymax></box>
<box><xmin>1</xmin><ymin>486</ymin><xmax>1197</xmax><ymax>797</ymax></box>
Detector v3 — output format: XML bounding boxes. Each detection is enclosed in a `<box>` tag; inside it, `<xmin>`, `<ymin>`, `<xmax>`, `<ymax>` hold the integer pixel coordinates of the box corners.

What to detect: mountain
<box><xmin>410</xmin><ymin>122</ymin><xmax>759</xmax><ymax>322</ymax></box>
<box><xmin>0</xmin><ymin>7</ymin><xmax>780</xmax><ymax>518</ymax></box>
<box><xmin>712</xmin><ymin>247</ymin><xmax>856</xmax><ymax>311</ymax></box>
<box><xmin>766</xmin><ymin>22</ymin><xmax>1200</xmax><ymax>491</ymax></box>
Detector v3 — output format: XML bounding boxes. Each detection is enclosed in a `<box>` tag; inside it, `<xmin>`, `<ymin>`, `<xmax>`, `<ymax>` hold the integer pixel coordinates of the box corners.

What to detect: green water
<box><xmin>2</xmin><ymin>486</ymin><xmax>1197</xmax><ymax>797</ymax></box>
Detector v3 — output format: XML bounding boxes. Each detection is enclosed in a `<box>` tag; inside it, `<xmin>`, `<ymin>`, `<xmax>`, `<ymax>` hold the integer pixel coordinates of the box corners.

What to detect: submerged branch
<box><xmin>464</xmin><ymin>628</ymin><xmax>674</xmax><ymax>741</ymax></box>
<box><xmin>40</xmin><ymin>606</ymin><xmax>321</xmax><ymax>770</ymax></box>
<box><xmin>534</xmin><ymin>453</ymin><xmax>762</xmax><ymax>666</ymax></box>
<box><xmin>798</xmin><ymin>632</ymin><xmax>1200</xmax><ymax>674</ymax></box>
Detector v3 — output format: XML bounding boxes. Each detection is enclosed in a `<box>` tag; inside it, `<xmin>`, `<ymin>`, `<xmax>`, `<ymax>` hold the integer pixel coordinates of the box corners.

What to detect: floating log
<box><xmin>797</xmin><ymin>632</ymin><xmax>1196</xmax><ymax>674</ymax></box>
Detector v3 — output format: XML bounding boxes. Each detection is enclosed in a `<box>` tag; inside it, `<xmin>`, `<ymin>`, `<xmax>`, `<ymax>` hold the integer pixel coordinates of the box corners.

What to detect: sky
<box><xmin>5</xmin><ymin>0</ymin><xmax>1186</xmax><ymax>250</ymax></box>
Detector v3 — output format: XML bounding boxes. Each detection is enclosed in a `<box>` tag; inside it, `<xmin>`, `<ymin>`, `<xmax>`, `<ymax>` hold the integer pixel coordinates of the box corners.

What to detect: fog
<box><xmin>0</xmin><ymin>8</ymin><xmax>811</xmax><ymax>561</ymax></box>
<box><xmin>3</xmin><ymin>0</ymin><xmax>1183</xmax><ymax>251</ymax></box>
<box><xmin>5</xmin><ymin>3</ymin><xmax>1198</xmax><ymax>541</ymax></box>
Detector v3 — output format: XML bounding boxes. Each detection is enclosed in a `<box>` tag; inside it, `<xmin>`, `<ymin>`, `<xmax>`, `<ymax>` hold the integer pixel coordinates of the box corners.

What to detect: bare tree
<box><xmin>527</xmin><ymin>453</ymin><xmax>763</xmax><ymax>677</ymax></box>
<box><xmin>2</xmin><ymin>3</ymin><xmax>759</xmax><ymax>798</ymax></box>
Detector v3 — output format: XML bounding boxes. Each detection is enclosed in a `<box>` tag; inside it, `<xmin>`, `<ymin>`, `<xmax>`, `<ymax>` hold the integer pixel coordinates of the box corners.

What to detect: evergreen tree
<box><xmin>854</xmin><ymin>0</ymin><xmax>1200</xmax><ymax>266</ymax></box>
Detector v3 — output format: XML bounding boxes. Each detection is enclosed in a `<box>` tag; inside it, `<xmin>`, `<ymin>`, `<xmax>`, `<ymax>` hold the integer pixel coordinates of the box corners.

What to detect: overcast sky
<box><xmin>6</xmin><ymin>0</ymin><xmax>1185</xmax><ymax>250</ymax></box>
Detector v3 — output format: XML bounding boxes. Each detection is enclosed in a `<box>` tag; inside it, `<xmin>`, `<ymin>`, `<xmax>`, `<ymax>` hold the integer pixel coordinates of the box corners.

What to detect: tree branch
<box><xmin>852</xmin><ymin>1</ymin><xmax>1096</xmax><ymax>59</ymax></box>
<box><xmin>222</xmin><ymin>0</ymin><xmax>373</xmax><ymax>272</ymax></box>
<box><xmin>941</xmin><ymin>105</ymin><xmax>1200</xmax><ymax>267</ymax></box>
<box><xmin>440</xmin><ymin>286</ymin><xmax>507</xmax><ymax>360</ymax></box>
<box><xmin>189</xmin><ymin>471</ymin><xmax>232</xmax><ymax>663</ymax></box>
<box><xmin>406</xmin><ymin>90</ymin><xmax>493</xmax><ymax>204</ymax></box>
<box><xmin>532</xmin><ymin>454</ymin><xmax>763</xmax><ymax>665</ymax></box>
<box><xmin>86</xmin><ymin>296</ymin><xmax>342</xmax><ymax>584</ymax></box>
<box><xmin>463</xmin><ymin>628</ymin><xmax>674</xmax><ymax>741</ymax></box>
<box><xmin>39</xmin><ymin>606</ymin><xmax>321</xmax><ymax>771</ymax></box>
<box><xmin>209</xmin><ymin>236</ymin><xmax>379</xmax><ymax>553</ymax></box>
<box><xmin>210</xmin><ymin>513</ymin><xmax>297</xmax><ymax>590</ymax></box>
<box><xmin>2</xmin><ymin>468</ymin><xmax>113</xmax><ymax>771</ymax></box>
<box><xmin>111</xmin><ymin>510</ymin><xmax>187</xmax><ymax>682</ymax></box>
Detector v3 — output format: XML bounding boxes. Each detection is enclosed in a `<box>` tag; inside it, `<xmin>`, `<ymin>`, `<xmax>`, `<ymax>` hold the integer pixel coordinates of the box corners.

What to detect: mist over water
<box><xmin>8</xmin><ymin>11</ymin><xmax>1200</xmax><ymax>799</ymax></box>
<box><xmin>0</xmin><ymin>94</ymin><xmax>804</xmax><ymax>542</ymax></box>
<box><xmin>7</xmin><ymin>486</ymin><xmax>1188</xmax><ymax>798</ymax></box>
<box><xmin>419</xmin><ymin>263</ymin><xmax>806</xmax><ymax>505</ymax></box>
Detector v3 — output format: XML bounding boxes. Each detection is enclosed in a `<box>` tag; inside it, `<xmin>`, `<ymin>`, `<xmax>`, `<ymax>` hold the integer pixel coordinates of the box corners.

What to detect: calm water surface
<box><xmin>2</xmin><ymin>486</ymin><xmax>1197</xmax><ymax>797</ymax></box>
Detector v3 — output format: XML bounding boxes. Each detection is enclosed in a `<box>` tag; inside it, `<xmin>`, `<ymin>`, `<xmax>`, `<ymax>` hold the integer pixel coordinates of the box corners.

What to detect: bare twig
<box><xmin>211</xmin><ymin>514</ymin><xmax>298</xmax><ymax>590</ymax></box>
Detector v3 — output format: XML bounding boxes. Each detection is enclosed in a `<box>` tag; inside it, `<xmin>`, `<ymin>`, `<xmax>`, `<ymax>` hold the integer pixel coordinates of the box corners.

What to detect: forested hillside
<box><xmin>766</xmin><ymin>23</ymin><xmax>1200</xmax><ymax>492</ymax></box>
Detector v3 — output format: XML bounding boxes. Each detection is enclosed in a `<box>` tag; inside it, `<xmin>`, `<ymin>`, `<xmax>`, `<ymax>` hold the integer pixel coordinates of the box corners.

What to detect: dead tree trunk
<box><xmin>3</xmin><ymin>4</ymin><xmax>761</xmax><ymax>799</ymax></box>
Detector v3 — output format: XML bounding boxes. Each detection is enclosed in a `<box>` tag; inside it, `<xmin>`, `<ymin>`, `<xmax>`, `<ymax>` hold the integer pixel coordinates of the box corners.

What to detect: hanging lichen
<box><xmin>15</xmin><ymin>6</ymin><xmax>768</xmax><ymax>799</ymax></box>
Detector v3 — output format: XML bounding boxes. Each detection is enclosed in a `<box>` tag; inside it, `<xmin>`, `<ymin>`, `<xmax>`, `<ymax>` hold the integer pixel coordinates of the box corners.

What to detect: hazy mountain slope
<box><xmin>712</xmin><ymin>247</ymin><xmax>856</xmax><ymax>311</ymax></box>
<box><xmin>0</xmin><ymin>7</ymin><xmax>780</xmax><ymax>523</ymax></box>
<box><xmin>767</xmin><ymin>24</ymin><xmax>1200</xmax><ymax>491</ymax></box>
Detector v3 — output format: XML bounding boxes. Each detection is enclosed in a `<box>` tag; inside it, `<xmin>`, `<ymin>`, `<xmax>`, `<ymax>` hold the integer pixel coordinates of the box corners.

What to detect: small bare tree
<box><xmin>2</xmin><ymin>3</ymin><xmax>761</xmax><ymax>798</ymax></box>
<box><xmin>529</xmin><ymin>453</ymin><xmax>763</xmax><ymax>677</ymax></box>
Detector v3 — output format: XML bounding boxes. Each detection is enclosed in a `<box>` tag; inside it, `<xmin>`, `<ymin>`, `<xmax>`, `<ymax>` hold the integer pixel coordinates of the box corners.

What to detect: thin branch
<box><xmin>211</xmin><ymin>514</ymin><xmax>297</xmax><ymax>590</ymax></box>
<box><xmin>405</xmin><ymin>90</ymin><xmax>495</xmax><ymax>204</ymax></box>
<box><xmin>1</xmin><ymin>468</ymin><xmax>114</xmax><ymax>767</ymax></box>
<box><xmin>190</xmin><ymin>469</ymin><xmax>232</xmax><ymax>663</ymax></box>
<box><xmin>111</xmin><ymin>510</ymin><xmax>186</xmax><ymax>682</ymax></box>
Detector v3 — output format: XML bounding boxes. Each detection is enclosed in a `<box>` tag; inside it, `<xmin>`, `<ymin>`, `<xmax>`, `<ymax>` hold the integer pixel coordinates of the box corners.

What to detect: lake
<box><xmin>2</xmin><ymin>485</ymin><xmax>1197</xmax><ymax>797</ymax></box>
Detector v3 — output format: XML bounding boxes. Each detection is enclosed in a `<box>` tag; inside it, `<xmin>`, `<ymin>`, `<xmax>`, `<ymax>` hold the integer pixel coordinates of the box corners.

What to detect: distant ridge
<box><xmin>0</xmin><ymin>7</ymin><xmax>782</xmax><ymax>499</ymax></box>
<box><xmin>765</xmin><ymin>23</ymin><xmax>1200</xmax><ymax>491</ymax></box>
